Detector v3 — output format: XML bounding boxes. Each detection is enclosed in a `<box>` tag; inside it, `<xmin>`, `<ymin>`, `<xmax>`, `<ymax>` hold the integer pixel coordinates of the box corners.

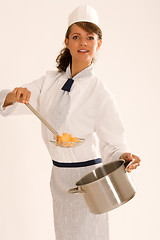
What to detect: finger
<box><xmin>126</xmin><ymin>164</ymin><xmax>131</xmax><ymax>172</ymax></box>
<box><xmin>128</xmin><ymin>163</ymin><xmax>140</xmax><ymax>169</ymax></box>
<box><xmin>120</xmin><ymin>152</ymin><xmax>133</xmax><ymax>161</ymax></box>
<box><xmin>12</xmin><ymin>88</ymin><xmax>22</xmax><ymax>102</ymax></box>
<box><xmin>21</xmin><ymin>91</ymin><xmax>27</xmax><ymax>103</ymax></box>
<box><xmin>132</xmin><ymin>154</ymin><xmax>141</xmax><ymax>163</ymax></box>
<box><xmin>126</xmin><ymin>153</ymin><xmax>133</xmax><ymax>161</ymax></box>
<box><xmin>128</xmin><ymin>163</ymin><xmax>140</xmax><ymax>173</ymax></box>
<box><xmin>22</xmin><ymin>89</ymin><xmax>31</xmax><ymax>103</ymax></box>
<box><xmin>15</xmin><ymin>88</ymin><xmax>24</xmax><ymax>102</ymax></box>
<box><xmin>12</xmin><ymin>88</ymin><xmax>19</xmax><ymax>98</ymax></box>
<box><xmin>16</xmin><ymin>88</ymin><xmax>28</xmax><ymax>103</ymax></box>
<box><xmin>26</xmin><ymin>90</ymin><xmax>31</xmax><ymax>103</ymax></box>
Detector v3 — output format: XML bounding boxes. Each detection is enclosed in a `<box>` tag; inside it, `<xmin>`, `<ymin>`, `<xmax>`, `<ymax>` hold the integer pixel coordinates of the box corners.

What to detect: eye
<box><xmin>88</xmin><ymin>36</ymin><xmax>94</xmax><ymax>40</ymax></box>
<box><xmin>73</xmin><ymin>35</ymin><xmax>79</xmax><ymax>40</ymax></box>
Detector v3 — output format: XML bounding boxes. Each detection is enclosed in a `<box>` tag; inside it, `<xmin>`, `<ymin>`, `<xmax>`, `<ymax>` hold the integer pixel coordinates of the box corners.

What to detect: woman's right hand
<box><xmin>3</xmin><ymin>87</ymin><xmax>31</xmax><ymax>107</ymax></box>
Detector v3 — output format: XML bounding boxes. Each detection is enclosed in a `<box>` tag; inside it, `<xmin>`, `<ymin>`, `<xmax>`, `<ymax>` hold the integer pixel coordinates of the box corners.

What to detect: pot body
<box><xmin>69</xmin><ymin>160</ymin><xmax>136</xmax><ymax>214</ymax></box>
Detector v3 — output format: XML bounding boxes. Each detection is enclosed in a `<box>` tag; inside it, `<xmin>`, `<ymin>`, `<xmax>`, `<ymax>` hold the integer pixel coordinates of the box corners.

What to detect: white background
<box><xmin>0</xmin><ymin>0</ymin><xmax>160</xmax><ymax>239</ymax></box>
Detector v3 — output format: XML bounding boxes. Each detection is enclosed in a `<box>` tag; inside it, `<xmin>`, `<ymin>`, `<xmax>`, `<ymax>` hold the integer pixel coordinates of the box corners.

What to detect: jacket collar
<box><xmin>66</xmin><ymin>63</ymin><xmax>95</xmax><ymax>80</ymax></box>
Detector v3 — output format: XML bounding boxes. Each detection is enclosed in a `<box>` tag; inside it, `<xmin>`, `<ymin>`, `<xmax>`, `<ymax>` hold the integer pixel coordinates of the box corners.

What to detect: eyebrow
<box><xmin>71</xmin><ymin>33</ymin><xmax>94</xmax><ymax>36</ymax></box>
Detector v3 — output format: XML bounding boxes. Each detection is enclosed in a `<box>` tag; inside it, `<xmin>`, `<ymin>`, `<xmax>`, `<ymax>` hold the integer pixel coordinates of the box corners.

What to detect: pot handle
<box><xmin>125</xmin><ymin>159</ymin><xmax>135</xmax><ymax>172</ymax></box>
<box><xmin>68</xmin><ymin>187</ymin><xmax>86</xmax><ymax>194</ymax></box>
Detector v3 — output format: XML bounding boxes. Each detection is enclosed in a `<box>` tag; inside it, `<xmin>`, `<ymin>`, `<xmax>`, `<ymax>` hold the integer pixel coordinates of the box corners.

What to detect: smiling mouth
<box><xmin>78</xmin><ymin>50</ymin><xmax>89</xmax><ymax>53</ymax></box>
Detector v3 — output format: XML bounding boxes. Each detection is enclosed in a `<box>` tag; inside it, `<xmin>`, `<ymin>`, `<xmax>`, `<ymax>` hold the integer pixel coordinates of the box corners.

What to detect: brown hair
<box><xmin>56</xmin><ymin>22</ymin><xmax>102</xmax><ymax>72</ymax></box>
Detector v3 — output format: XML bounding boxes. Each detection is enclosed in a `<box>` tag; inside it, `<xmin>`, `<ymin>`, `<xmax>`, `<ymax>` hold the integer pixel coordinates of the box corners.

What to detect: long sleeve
<box><xmin>95</xmin><ymin>90</ymin><xmax>129</xmax><ymax>164</ymax></box>
<box><xmin>0</xmin><ymin>76</ymin><xmax>45</xmax><ymax>116</ymax></box>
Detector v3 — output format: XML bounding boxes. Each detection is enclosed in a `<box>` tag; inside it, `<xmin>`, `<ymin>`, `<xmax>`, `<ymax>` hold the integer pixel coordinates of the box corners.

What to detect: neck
<box><xmin>71</xmin><ymin>61</ymin><xmax>91</xmax><ymax>78</ymax></box>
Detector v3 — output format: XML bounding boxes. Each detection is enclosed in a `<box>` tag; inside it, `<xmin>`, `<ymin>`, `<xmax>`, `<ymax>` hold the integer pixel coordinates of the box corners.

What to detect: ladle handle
<box><xmin>25</xmin><ymin>103</ymin><xmax>58</xmax><ymax>136</ymax></box>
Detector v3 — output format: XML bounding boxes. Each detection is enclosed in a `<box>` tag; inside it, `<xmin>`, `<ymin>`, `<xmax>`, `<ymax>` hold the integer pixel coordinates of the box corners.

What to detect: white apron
<box><xmin>50</xmin><ymin>163</ymin><xmax>109</xmax><ymax>240</ymax></box>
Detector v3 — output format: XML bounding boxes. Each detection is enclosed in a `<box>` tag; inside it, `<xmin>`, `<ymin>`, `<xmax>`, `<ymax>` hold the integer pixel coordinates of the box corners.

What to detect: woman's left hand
<box><xmin>120</xmin><ymin>153</ymin><xmax>141</xmax><ymax>173</ymax></box>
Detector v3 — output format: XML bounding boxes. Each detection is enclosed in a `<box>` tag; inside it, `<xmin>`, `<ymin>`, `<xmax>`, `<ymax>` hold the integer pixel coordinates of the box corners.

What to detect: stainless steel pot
<box><xmin>68</xmin><ymin>160</ymin><xmax>136</xmax><ymax>214</ymax></box>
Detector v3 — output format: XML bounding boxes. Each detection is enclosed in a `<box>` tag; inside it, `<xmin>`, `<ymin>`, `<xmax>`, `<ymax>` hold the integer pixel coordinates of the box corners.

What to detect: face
<box><xmin>65</xmin><ymin>24</ymin><xmax>102</xmax><ymax>66</ymax></box>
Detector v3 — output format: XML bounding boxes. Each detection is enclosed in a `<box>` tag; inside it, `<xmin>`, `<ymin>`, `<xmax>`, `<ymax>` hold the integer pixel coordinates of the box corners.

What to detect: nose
<box><xmin>80</xmin><ymin>39</ymin><xmax>87</xmax><ymax>46</ymax></box>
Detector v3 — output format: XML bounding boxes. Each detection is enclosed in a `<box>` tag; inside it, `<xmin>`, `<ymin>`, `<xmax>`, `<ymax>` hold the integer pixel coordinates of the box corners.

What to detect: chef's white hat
<box><xmin>68</xmin><ymin>4</ymin><xmax>100</xmax><ymax>28</ymax></box>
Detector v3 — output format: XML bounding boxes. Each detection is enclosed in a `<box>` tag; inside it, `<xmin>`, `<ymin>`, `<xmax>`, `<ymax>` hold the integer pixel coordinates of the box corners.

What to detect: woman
<box><xmin>0</xmin><ymin>5</ymin><xmax>140</xmax><ymax>240</ymax></box>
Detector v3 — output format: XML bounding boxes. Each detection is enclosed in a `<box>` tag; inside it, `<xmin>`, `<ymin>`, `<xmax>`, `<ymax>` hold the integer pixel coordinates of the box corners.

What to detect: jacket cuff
<box><xmin>111</xmin><ymin>149</ymin><xmax>130</xmax><ymax>162</ymax></box>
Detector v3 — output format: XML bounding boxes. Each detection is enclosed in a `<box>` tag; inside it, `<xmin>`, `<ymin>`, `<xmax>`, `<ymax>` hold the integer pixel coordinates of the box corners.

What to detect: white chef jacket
<box><xmin>0</xmin><ymin>64</ymin><xmax>129</xmax><ymax>164</ymax></box>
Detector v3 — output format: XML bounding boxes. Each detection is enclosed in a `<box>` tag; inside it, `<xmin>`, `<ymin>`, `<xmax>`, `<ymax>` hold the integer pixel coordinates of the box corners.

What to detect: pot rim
<box><xmin>76</xmin><ymin>159</ymin><xmax>125</xmax><ymax>187</ymax></box>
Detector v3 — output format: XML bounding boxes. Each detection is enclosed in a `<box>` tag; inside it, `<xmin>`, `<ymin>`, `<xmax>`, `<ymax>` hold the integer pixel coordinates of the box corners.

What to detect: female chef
<box><xmin>0</xmin><ymin>4</ymin><xmax>140</xmax><ymax>240</ymax></box>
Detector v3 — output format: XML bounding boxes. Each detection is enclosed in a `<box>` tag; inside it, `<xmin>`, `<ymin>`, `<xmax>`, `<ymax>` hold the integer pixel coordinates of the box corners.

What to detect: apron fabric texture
<box><xmin>50</xmin><ymin>163</ymin><xmax>109</xmax><ymax>240</ymax></box>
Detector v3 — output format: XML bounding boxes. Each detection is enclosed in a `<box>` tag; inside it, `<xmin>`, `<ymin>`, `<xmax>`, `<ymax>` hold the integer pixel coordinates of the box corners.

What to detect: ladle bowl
<box><xmin>50</xmin><ymin>138</ymin><xmax>85</xmax><ymax>148</ymax></box>
<box><xmin>25</xmin><ymin>102</ymin><xmax>85</xmax><ymax>148</ymax></box>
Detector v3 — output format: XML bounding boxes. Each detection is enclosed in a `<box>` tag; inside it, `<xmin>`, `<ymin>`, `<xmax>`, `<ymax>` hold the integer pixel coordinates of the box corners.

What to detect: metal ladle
<box><xmin>25</xmin><ymin>103</ymin><xmax>85</xmax><ymax>148</ymax></box>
